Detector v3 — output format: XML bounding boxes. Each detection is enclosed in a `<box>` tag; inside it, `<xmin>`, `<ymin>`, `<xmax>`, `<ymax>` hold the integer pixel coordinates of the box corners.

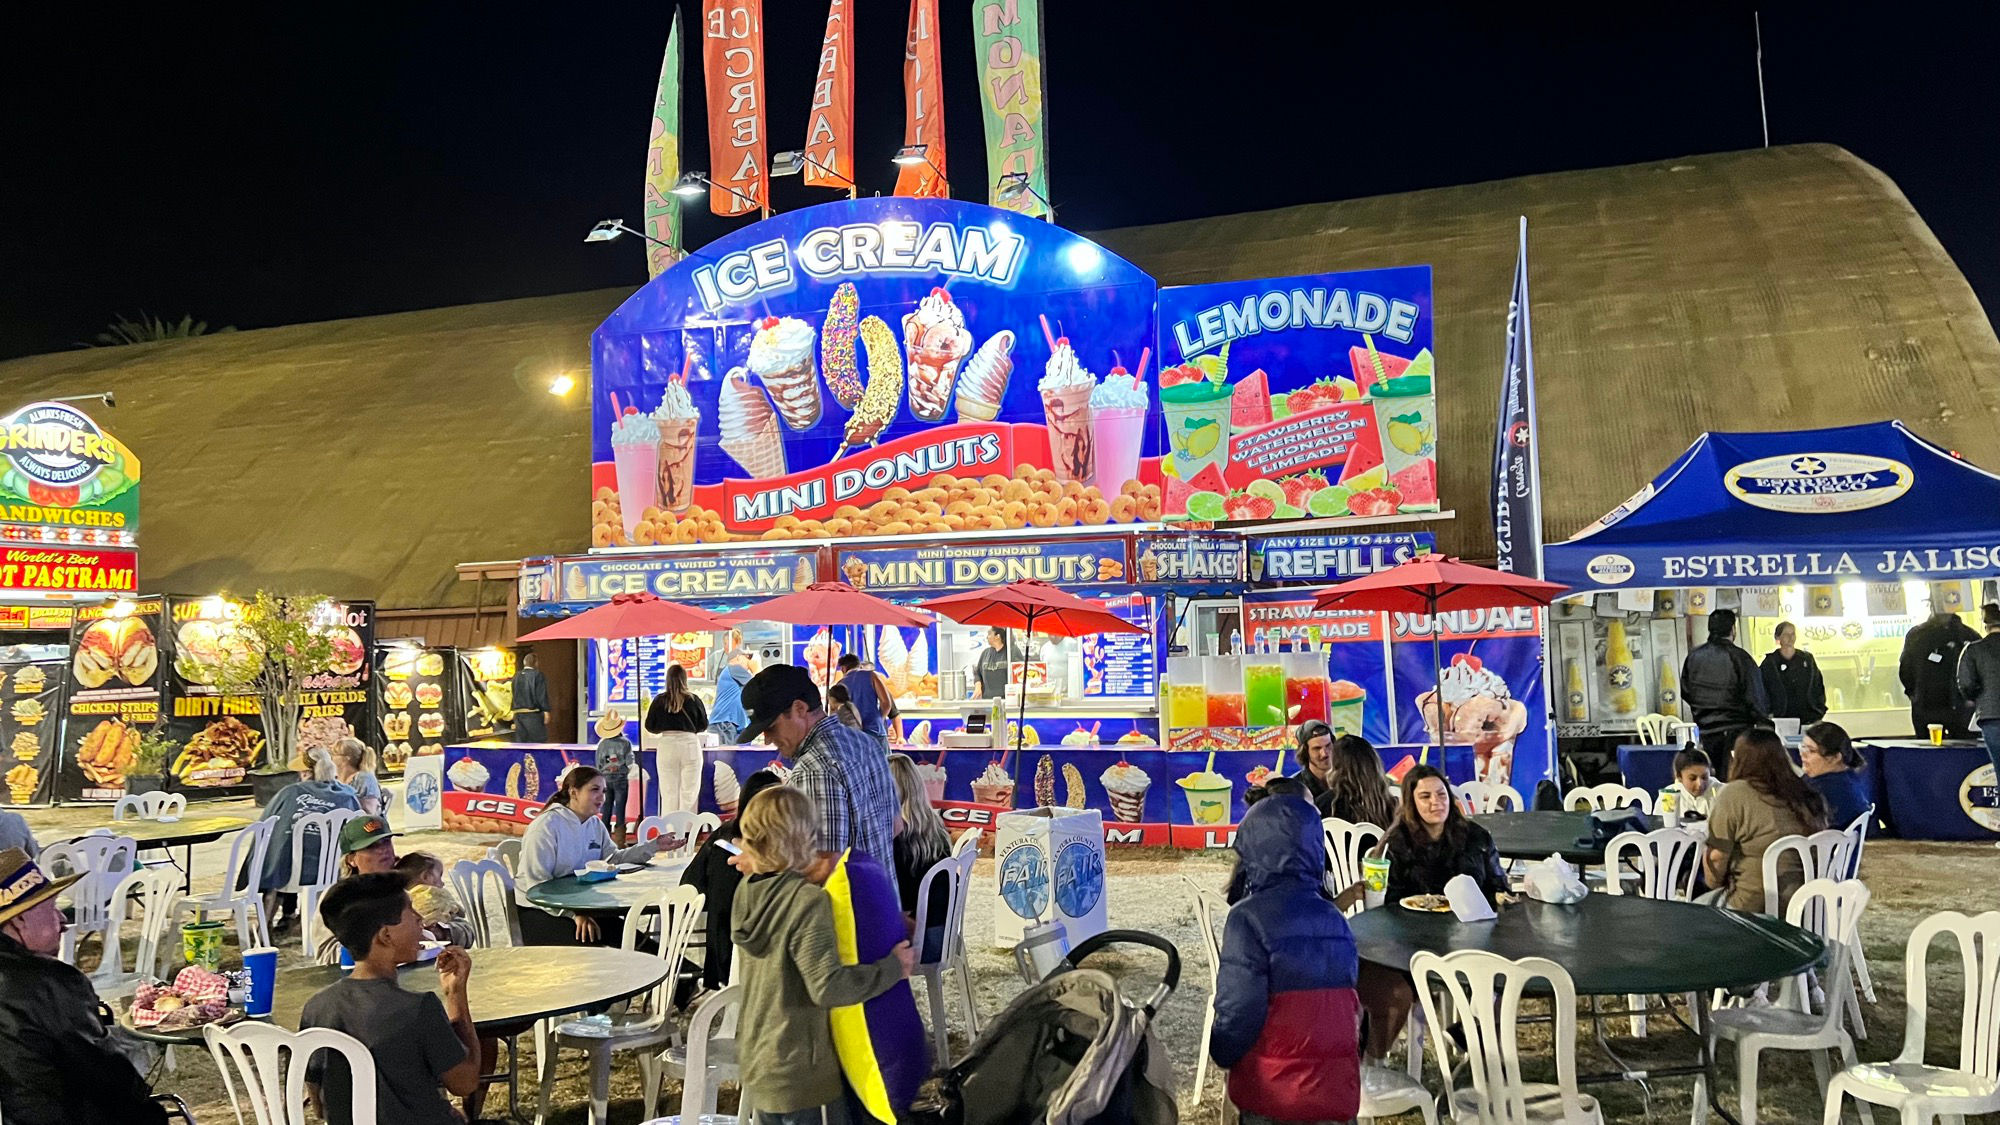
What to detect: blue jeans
<box><xmin>1981</xmin><ymin>719</ymin><xmax>2000</xmax><ymax>779</ymax></box>
<box><xmin>759</xmin><ymin>1095</ymin><xmax>854</xmax><ymax>1125</ymax></box>
<box><xmin>710</xmin><ymin>721</ymin><xmax>741</xmax><ymax>745</ymax></box>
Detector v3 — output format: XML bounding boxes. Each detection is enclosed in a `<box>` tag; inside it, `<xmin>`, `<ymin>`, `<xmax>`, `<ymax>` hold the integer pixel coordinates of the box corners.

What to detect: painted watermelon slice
<box><xmin>1230</xmin><ymin>369</ymin><xmax>1272</xmax><ymax>428</ymax></box>
<box><xmin>1186</xmin><ymin>462</ymin><xmax>1229</xmax><ymax>496</ymax></box>
<box><xmin>1337</xmin><ymin>423</ymin><xmax>1385</xmax><ymax>485</ymax></box>
<box><xmin>1388</xmin><ymin>460</ymin><xmax>1438</xmax><ymax>505</ymax></box>
<box><xmin>1163</xmin><ymin>472</ymin><xmax>1198</xmax><ymax>516</ymax></box>
<box><xmin>1348</xmin><ymin>346</ymin><xmax>1412</xmax><ymax>395</ymax></box>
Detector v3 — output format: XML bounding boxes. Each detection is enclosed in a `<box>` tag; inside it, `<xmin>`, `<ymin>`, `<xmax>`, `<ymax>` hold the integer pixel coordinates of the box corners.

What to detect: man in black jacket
<box><xmin>1760</xmin><ymin>620</ymin><xmax>1828</xmax><ymax>724</ymax></box>
<box><xmin>0</xmin><ymin>848</ymin><xmax>170</xmax><ymax>1125</ymax></box>
<box><xmin>1680</xmin><ymin>609</ymin><xmax>1769</xmax><ymax>779</ymax></box>
<box><xmin>1956</xmin><ymin>605</ymin><xmax>2000</xmax><ymax>790</ymax></box>
<box><xmin>1901</xmin><ymin>605</ymin><xmax>1980</xmax><ymax>739</ymax></box>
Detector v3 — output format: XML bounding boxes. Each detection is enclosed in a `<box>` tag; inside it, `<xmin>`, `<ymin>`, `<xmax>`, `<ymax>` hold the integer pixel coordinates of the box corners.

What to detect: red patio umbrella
<box><xmin>716</xmin><ymin>582</ymin><xmax>932</xmax><ymax>688</ymax></box>
<box><xmin>1311</xmin><ymin>557</ymin><xmax>1567</xmax><ymax>760</ymax></box>
<box><xmin>518</xmin><ymin>592</ymin><xmax>732</xmax><ymax>733</ymax></box>
<box><xmin>919</xmin><ymin>580</ymin><xmax>1146</xmax><ymax>766</ymax></box>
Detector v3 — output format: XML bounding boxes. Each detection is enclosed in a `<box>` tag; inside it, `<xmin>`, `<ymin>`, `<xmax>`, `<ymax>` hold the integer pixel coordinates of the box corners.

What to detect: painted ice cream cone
<box><xmin>956</xmin><ymin>330</ymin><xmax>1015</xmax><ymax>421</ymax></box>
<box><xmin>971</xmin><ymin>760</ymin><xmax>1015</xmax><ymax>808</ymax></box>
<box><xmin>749</xmin><ymin>315</ymin><xmax>822</xmax><ymax>430</ymax></box>
<box><xmin>653</xmin><ymin>377</ymin><xmax>700</xmax><ymax>512</ymax></box>
<box><xmin>1039</xmin><ymin>337</ymin><xmax>1098</xmax><ymax>483</ymax></box>
<box><xmin>903</xmin><ymin>288</ymin><xmax>975</xmax><ymax>422</ymax></box>
<box><xmin>712</xmin><ymin>761</ymin><xmax>741</xmax><ymax>817</ymax></box>
<box><xmin>1099</xmin><ymin>760</ymin><xmax>1151</xmax><ymax>823</ymax></box>
<box><xmin>718</xmin><ymin>367</ymin><xmax>788</xmax><ymax>479</ymax></box>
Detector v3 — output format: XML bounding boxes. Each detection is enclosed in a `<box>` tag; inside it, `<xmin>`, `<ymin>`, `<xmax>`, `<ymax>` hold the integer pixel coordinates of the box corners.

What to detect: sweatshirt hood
<box><xmin>731</xmin><ymin>871</ymin><xmax>808</xmax><ymax>957</ymax></box>
<box><xmin>1233</xmin><ymin>792</ymin><xmax>1327</xmax><ymax>893</ymax></box>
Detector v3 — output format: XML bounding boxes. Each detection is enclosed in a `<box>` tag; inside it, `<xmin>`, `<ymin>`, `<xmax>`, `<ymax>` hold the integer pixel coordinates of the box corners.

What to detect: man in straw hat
<box><xmin>594</xmin><ymin>708</ymin><xmax>636</xmax><ymax>843</ymax></box>
<box><xmin>0</xmin><ymin>847</ymin><xmax>174</xmax><ymax>1123</ymax></box>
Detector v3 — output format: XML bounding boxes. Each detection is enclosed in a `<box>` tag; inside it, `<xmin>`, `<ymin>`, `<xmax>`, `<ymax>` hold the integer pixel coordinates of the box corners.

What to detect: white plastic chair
<box><xmin>275</xmin><ymin>809</ymin><xmax>361</xmax><ymax>954</ymax></box>
<box><xmin>1320</xmin><ymin>817</ymin><xmax>1385</xmax><ymax>917</ymax></box>
<box><xmin>1182</xmin><ymin>875</ymin><xmax>1227</xmax><ymax>1097</ymax></box>
<box><xmin>1413</xmin><ymin>948</ymin><xmax>1602</xmax><ymax>1124</ymax></box>
<box><xmin>92</xmin><ymin>868</ymin><xmax>184</xmax><ymax>998</ymax></box>
<box><xmin>1360</xmin><ymin>1062</ymin><xmax>1439</xmax><ymax>1125</ymax></box>
<box><xmin>648</xmin><ymin>984</ymin><xmax>745</xmax><ymax>1125</ymax></box>
<box><xmin>449</xmin><ymin>858</ymin><xmax>522</xmax><ymax>948</ymax></box>
<box><xmin>1634</xmin><ymin>713</ymin><xmax>1675</xmax><ymax>746</ymax></box>
<box><xmin>635</xmin><ymin>811</ymin><xmax>698</xmax><ymax>853</ymax></box>
<box><xmin>205</xmin><ymin>1021</ymin><xmax>378</xmax><ymax>1125</ymax></box>
<box><xmin>43</xmin><ymin>834</ymin><xmax>137</xmax><ymax>963</ymax></box>
<box><xmin>1709</xmin><ymin>878</ymin><xmax>1868</xmax><ymax>1125</ymax></box>
<box><xmin>1822</xmin><ymin>909</ymin><xmax>2000</xmax><ymax>1124</ymax></box>
<box><xmin>1837</xmin><ymin>807</ymin><xmax>1878</xmax><ymax>1023</ymax></box>
<box><xmin>1564</xmin><ymin>783</ymin><xmax>1653</xmax><ymax>814</ymax></box>
<box><xmin>1759</xmin><ymin>829</ymin><xmax>1852</xmax><ymax>919</ymax></box>
<box><xmin>912</xmin><ymin>844</ymin><xmax>981</xmax><ymax>1059</ymax></box>
<box><xmin>181</xmin><ymin>818</ymin><xmax>275</xmax><ymax>952</ymax></box>
<box><xmin>112</xmin><ymin>791</ymin><xmax>187</xmax><ymax>821</ymax></box>
<box><xmin>1603</xmin><ymin>825</ymin><xmax>1705</xmax><ymax>1036</ymax></box>
<box><xmin>1454</xmin><ymin>781</ymin><xmax>1525</xmax><ymax>814</ymax></box>
<box><xmin>486</xmin><ymin>838</ymin><xmax>522</xmax><ymax>876</ymax></box>
<box><xmin>538</xmin><ymin>884</ymin><xmax>704</xmax><ymax>1125</ymax></box>
<box><xmin>953</xmin><ymin>825</ymin><xmax>984</xmax><ymax>853</ymax></box>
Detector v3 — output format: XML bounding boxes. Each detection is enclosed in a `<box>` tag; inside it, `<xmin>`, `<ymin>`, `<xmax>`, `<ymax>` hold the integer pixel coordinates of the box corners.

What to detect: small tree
<box><xmin>176</xmin><ymin>591</ymin><xmax>340</xmax><ymax>772</ymax></box>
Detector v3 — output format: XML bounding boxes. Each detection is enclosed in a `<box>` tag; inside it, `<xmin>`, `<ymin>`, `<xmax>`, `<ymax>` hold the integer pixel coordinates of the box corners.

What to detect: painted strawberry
<box><xmin>1279</xmin><ymin>475</ymin><xmax>1317</xmax><ymax>509</ymax></box>
<box><xmin>1222</xmin><ymin>492</ymin><xmax>1277</xmax><ymax>520</ymax></box>
<box><xmin>1346</xmin><ymin>488</ymin><xmax>1401</xmax><ymax>517</ymax></box>
<box><xmin>1288</xmin><ymin>380</ymin><xmax>1343</xmax><ymax>413</ymax></box>
<box><xmin>1160</xmin><ymin>363</ymin><xmax>1205</xmax><ymax>388</ymax></box>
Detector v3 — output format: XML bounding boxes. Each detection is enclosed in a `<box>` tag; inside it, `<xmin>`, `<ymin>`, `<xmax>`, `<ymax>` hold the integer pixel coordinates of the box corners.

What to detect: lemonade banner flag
<box><xmin>803</xmin><ymin>0</ymin><xmax>855</xmax><ymax>191</ymax></box>
<box><xmin>972</xmin><ymin>0</ymin><xmax>1049</xmax><ymax>217</ymax></box>
<box><xmin>1492</xmin><ymin>217</ymin><xmax>1543</xmax><ymax>577</ymax></box>
<box><xmin>700</xmin><ymin>0</ymin><xmax>767</xmax><ymax>217</ymax></box>
<box><xmin>893</xmin><ymin>0</ymin><xmax>948</xmax><ymax>198</ymax></box>
<box><xmin>1155</xmin><ymin>267</ymin><xmax>1437</xmax><ymax>522</ymax></box>
<box><xmin>644</xmin><ymin>9</ymin><xmax>685</xmax><ymax>275</ymax></box>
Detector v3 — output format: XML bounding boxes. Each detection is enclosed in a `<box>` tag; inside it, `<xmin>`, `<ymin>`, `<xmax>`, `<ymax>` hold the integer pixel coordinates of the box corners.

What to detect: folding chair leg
<box><xmin>535</xmin><ymin>1022</ymin><xmax>557</xmax><ymax>1125</ymax></box>
<box><xmin>922</xmin><ymin>967</ymin><xmax>949</xmax><ymax>1061</ymax></box>
<box><xmin>588</xmin><ymin>1042</ymin><xmax>612</xmax><ymax>1125</ymax></box>
<box><xmin>1629</xmin><ymin>991</ymin><xmax>1648</xmax><ymax>1037</ymax></box>
<box><xmin>1736</xmin><ymin>1040</ymin><xmax>1760</xmax><ymax>1125</ymax></box>
<box><xmin>641</xmin><ymin>1050</ymin><xmax>663</xmax><ymax>1121</ymax></box>
<box><xmin>1194</xmin><ymin>1003</ymin><xmax>1215</xmax><ymax>1093</ymax></box>
<box><xmin>954</xmin><ymin>952</ymin><xmax>981</xmax><ymax>1037</ymax></box>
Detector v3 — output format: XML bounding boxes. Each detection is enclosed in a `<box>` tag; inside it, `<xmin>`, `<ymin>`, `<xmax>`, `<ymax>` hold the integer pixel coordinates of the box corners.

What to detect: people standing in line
<box><xmin>740</xmin><ymin>664</ymin><xmax>899</xmax><ymax>864</ymax></box>
<box><xmin>1209</xmin><ymin>791</ymin><xmax>1360</xmax><ymax>1123</ymax></box>
<box><xmin>827</xmin><ymin>683</ymin><xmax>863</xmax><ymax>730</ymax></box>
<box><xmin>0</xmin><ymin>848</ymin><xmax>172</xmax><ymax>1125</ymax></box>
<box><xmin>729</xmin><ymin>785</ymin><xmax>915</xmax><ymax>1125</ymax></box>
<box><xmin>511</xmin><ymin>650</ymin><xmax>551</xmax><ymax>742</ymax></box>
<box><xmin>260</xmin><ymin>747</ymin><xmax>360</xmax><ymax>934</ymax></box>
<box><xmin>1702</xmin><ymin>729</ymin><xmax>1829</xmax><ymax>916</ymax></box>
<box><xmin>1680</xmin><ymin>609</ymin><xmax>1770</xmax><ymax>778</ymax></box>
<box><xmin>1759</xmin><ymin>621</ymin><xmax>1827</xmax><ymax>724</ymax></box>
<box><xmin>1800</xmin><ymin>721</ymin><xmax>1871</xmax><ymax>831</ymax></box>
<box><xmin>679</xmin><ymin>769</ymin><xmax>784</xmax><ymax>990</ymax></box>
<box><xmin>709</xmin><ymin>648</ymin><xmax>755</xmax><ymax>745</ymax></box>
<box><xmin>516</xmin><ymin>766</ymin><xmax>660</xmax><ymax>946</ymax></box>
<box><xmin>974</xmin><ymin>626</ymin><xmax>1013</xmax><ymax>701</ymax></box>
<box><xmin>1956</xmin><ymin>604</ymin><xmax>2000</xmax><ymax>845</ymax></box>
<box><xmin>302</xmin><ymin>874</ymin><xmax>481</xmax><ymax>1125</ymax></box>
<box><xmin>593</xmin><ymin>709</ymin><xmax>635</xmax><ymax>844</ymax></box>
<box><xmin>836</xmin><ymin>653</ymin><xmax>893</xmax><ymax>752</ymax></box>
<box><xmin>645</xmin><ymin>664</ymin><xmax>709</xmax><ymax>817</ymax></box>
<box><xmin>1900</xmin><ymin>602</ymin><xmax>1979</xmax><ymax>739</ymax></box>
<box><xmin>331</xmin><ymin>737</ymin><xmax>383</xmax><ymax>817</ymax></box>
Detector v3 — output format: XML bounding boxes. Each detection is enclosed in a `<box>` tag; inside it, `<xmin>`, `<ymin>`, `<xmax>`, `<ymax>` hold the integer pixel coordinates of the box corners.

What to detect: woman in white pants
<box><xmin>645</xmin><ymin>663</ymin><xmax>709</xmax><ymax>816</ymax></box>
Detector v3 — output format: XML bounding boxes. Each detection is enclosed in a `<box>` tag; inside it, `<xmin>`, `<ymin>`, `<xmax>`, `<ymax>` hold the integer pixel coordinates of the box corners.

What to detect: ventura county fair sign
<box><xmin>0</xmin><ymin>401</ymin><xmax>140</xmax><ymax>599</ymax></box>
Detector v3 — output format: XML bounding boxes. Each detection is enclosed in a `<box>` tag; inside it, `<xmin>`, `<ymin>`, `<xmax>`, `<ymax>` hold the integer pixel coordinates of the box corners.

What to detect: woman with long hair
<box><xmin>331</xmin><ymin>737</ymin><xmax>382</xmax><ymax>816</ymax></box>
<box><xmin>516</xmin><ymin>765</ymin><xmax>662</xmax><ymax>945</ymax></box>
<box><xmin>887</xmin><ymin>754</ymin><xmax>954</xmax><ymax>959</ymax></box>
<box><xmin>1321</xmin><ymin>735</ymin><xmax>1398</xmax><ymax>827</ymax></box>
<box><xmin>1702</xmin><ymin>729</ymin><xmax>1829</xmax><ymax>914</ymax></box>
<box><xmin>645</xmin><ymin>664</ymin><xmax>709</xmax><ymax>816</ymax></box>
<box><xmin>1799</xmin><ymin>721</ymin><xmax>1870</xmax><ymax>830</ymax></box>
<box><xmin>1357</xmin><ymin>764</ymin><xmax>1508</xmax><ymax>1062</ymax></box>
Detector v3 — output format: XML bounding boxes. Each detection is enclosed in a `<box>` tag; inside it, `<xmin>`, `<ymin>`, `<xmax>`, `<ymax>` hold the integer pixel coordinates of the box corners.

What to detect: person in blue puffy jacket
<box><xmin>1209</xmin><ymin>787</ymin><xmax>1361</xmax><ymax>1124</ymax></box>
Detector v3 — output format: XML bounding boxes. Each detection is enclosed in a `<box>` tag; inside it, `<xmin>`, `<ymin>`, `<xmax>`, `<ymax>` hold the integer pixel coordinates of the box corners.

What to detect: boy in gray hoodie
<box><xmin>731</xmin><ymin>785</ymin><xmax>914</xmax><ymax>1125</ymax></box>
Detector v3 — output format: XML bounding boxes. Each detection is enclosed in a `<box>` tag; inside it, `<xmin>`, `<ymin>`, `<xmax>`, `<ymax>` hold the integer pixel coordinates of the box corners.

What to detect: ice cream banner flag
<box><xmin>972</xmin><ymin>0</ymin><xmax>1049</xmax><ymax>218</ymax></box>
<box><xmin>700</xmin><ymin>0</ymin><xmax>767</xmax><ymax>218</ymax></box>
<box><xmin>643</xmin><ymin>8</ymin><xmax>684</xmax><ymax>276</ymax></box>
<box><xmin>1154</xmin><ymin>267</ymin><xmax>1437</xmax><ymax>522</ymax></box>
<box><xmin>590</xmin><ymin>196</ymin><xmax>1159</xmax><ymax>547</ymax></box>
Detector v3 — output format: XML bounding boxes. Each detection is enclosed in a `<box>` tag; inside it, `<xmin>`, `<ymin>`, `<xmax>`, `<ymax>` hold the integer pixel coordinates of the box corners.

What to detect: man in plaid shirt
<box><xmin>739</xmin><ymin>664</ymin><xmax>898</xmax><ymax>863</ymax></box>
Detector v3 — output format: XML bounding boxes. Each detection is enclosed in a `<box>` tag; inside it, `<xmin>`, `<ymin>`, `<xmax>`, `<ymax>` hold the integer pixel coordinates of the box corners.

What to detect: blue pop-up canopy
<box><xmin>1545</xmin><ymin>420</ymin><xmax>2000</xmax><ymax>595</ymax></box>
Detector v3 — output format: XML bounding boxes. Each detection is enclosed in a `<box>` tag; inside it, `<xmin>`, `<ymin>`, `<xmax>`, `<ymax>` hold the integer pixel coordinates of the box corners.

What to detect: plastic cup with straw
<box><xmin>1177</xmin><ymin>748</ymin><xmax>1233</xmax><ymax>826</ymax></box>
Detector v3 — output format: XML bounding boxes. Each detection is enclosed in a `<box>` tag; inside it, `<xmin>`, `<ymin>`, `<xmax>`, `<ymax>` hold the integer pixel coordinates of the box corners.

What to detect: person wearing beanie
<box><xmin>1679</xmin><ymin>608</ymin><xmax>1769</xmax><ymax>779</ymax></box>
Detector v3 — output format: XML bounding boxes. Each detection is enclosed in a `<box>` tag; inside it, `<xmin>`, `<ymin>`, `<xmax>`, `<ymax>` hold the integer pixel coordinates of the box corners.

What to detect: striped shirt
<box><xmin>788</xmin><ymin>715</ymin><xmax>897</xmax><ymax>863</ymax></box>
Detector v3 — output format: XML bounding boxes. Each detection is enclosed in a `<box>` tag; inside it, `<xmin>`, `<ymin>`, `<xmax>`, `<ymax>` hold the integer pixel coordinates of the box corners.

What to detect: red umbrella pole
<box><xmin>1428</xmin><ymin>595</ymin><xmax>1444</xmax><ymax>768</ymax></box>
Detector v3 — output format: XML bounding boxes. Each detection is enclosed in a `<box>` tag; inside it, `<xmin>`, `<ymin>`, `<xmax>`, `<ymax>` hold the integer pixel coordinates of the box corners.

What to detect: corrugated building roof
<box><xmin>0</xmin><ymin>143</ymin><xmax>1989</xmax><ymax>608</ymax></box>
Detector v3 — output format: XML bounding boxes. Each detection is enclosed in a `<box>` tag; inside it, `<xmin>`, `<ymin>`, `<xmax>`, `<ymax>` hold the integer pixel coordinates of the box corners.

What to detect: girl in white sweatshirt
<box><xmin>516</xmin><ymin>766</ymin><xmax>658</xmax><ymax>945</ymax></box>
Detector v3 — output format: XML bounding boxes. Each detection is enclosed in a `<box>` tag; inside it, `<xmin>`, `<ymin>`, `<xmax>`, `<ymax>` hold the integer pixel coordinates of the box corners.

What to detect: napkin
<box><xmin>1524</xmin><ymin>854</ymin><xmax>1589</xmax><ymax>904</ymax></box>
<box><xmin>1444</xmin><ymin>874</ymin><xmax>1496</xmax><ymax>921</ymax></box>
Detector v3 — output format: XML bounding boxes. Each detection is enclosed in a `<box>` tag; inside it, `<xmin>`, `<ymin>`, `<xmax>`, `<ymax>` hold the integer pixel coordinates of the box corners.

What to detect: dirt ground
<box><xmin>20</xmin><ymin>800</ymin><xmax>1998</xmax><ymax>1124</ymax></box>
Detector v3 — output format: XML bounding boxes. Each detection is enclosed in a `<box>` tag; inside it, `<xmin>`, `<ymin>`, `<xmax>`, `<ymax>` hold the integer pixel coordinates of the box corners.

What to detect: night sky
<box><xmin>4</xmin><ymin>5</ymin><xmax>1993</xmax><ymax>361</ymax></box>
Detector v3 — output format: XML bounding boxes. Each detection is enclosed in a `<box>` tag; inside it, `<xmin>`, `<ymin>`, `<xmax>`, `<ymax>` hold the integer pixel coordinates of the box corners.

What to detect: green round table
<box><xmin>1349</xmin><ymin>893</ymin><xmax>1824</xmax><ymax>995</ymax></box>
<box><xmin>523</xmin><ymin>860</ymin><xmax>691</xmax><ymax>913</ymax></box>
<box><xmin>1473</xmin><ymin>809</ymin><xmax>1661</xmax><ymax>865</ymax></box>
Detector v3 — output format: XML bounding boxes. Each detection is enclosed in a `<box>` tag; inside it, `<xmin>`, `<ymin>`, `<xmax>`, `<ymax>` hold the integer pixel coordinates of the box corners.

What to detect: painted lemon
<box><xmin>1388</xmin><ymin>421</ymin><xmax>1428</xmax><ymax>455</ymax></box>
<box><xmin>1160</xmin><ymin>455</ymin><xmax>1181</xmax><ymax>480</ymax></box>
<box><xmin>1185</xmin><ymin>491</ymin><xmax>1228</xmax><ymax>520</ymax></box>
<box><xmin>1247</xmin><ymin>479</ymin><xmax>1286</xmax><ymax>502</ymax></box>
<box><xmin>1181</xmin><ymin>421</ymin><xmax>1222</xmax><ymax>459</ymax></box>
<box><xmin>1334</xmin><ymin>376</ymin><xmax>1361</xmax><ymax>401</ymax></box>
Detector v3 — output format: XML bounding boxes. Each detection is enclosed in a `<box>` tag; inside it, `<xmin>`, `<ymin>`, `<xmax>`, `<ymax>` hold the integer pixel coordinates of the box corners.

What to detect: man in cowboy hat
<box><xmin>594</xmin><ymin>708</ymin><xmax>636</xmax><ymax>843</ymax></box>
<box><xmin>0</xmin><ymin>847</ymin><xmax>172</xmax><ymax>1124</ymax></box>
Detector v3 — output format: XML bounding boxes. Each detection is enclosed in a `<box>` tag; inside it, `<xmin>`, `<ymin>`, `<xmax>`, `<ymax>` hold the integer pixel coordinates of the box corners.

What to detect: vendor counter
<box><xmin>440</xmin><ymin>741</ymin><xmax>662</xmax><ymax>836</ymax></box>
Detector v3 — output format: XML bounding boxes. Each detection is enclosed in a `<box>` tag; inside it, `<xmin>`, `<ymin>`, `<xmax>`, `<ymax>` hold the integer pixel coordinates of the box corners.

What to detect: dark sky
<box><xmin>4</xmin><ymin>5</ymin><xmax>1993</xmax><ymax>360</ymax></box>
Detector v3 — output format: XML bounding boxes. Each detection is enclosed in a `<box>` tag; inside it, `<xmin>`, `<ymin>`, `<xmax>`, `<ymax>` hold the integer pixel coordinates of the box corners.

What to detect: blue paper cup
<box><xmin>244</xmin><ymin>946</ymin><xmax>279</xmax><ymax>1016</ymax></box>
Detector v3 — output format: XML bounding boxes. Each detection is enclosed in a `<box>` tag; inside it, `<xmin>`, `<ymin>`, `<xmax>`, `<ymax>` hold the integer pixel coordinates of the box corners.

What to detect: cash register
<box><xmin>941</xmin><ymin>700</ymin><xmax>1004</xmax><ymax>751</ymax></box>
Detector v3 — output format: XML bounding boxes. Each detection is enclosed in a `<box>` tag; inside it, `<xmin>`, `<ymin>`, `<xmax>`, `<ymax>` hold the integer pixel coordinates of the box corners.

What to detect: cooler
<box><xmin>992</xmin><ymin>806</ymin><xmax>1107</xmax><ymax>949</ymax></box>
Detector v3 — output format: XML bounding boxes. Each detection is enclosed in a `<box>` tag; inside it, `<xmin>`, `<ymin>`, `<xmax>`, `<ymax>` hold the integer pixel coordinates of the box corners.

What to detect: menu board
<box><xmin>1081</xmin><ymin>595</ymin><xmax>1156</xmax><ymax>698</ymax></box>
<box><xmin>590</xmin><ymin>636</ymin><xmax>674</xmax><ymax>717</ymax></box>
<box><xmin>0</xmin><ymin>660</ymin><xmax>63</xmax><ymax>804</ymax></box>
<box><xmin>376</xmin><ymin>645</ymin><xmax>457</xmax><ymax>766</ymax></box>
<box><xmin>57</xmin><ymin>596</ymin><xmax>165</xmax><ymax>801</ymax></box>
<box><xmin>161</xmin><ymin>595</ymin><xmax>265</xmax><ymax>791</ymax></box>
<box><xmin>294</xmin><ymin>600</ymin><xmax>376</xmax><ymax>768</ymax></box>
<box><xmin>457</xmin><ymin>647</ymin><xmax>517</xmax><ymax>742</ymax></box>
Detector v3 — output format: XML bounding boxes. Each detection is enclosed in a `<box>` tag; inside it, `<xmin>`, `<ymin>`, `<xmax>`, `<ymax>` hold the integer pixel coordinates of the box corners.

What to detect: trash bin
<box><xmin>993</xmin><ymin>806</ymin><xmax>1106</xmax><ymax>949</ymax></box>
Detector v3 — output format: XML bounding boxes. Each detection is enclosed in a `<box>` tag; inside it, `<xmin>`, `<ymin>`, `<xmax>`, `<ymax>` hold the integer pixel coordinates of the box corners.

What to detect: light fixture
<box><xmin>771</xmin><ymin>149</ymin><xmax>857</xmax><ymax>191</ymax></box>
<box><xmin>892</xmin><ymin>144</ymin><xmax>930</xmax><ymax>166</ymax></box>
<box><xmin>671</xmin><ymin>171</ymin><xmax>764</xmax><ymax>212</ymax></box>
<box><xmin>51</xmin><ymin>391</ymin><xmax>115</xmax><ymax>409</ymax></box>
<box><xmin>581</xmin><ymin>218</ymin><xmax>675</xmax><ymax>251</ymax></box>
<box><xmin>547</xmin><ymin>373</ymin><xmax>576</xmax><ymax>397</ymax></box>
<box><xmin>995</xmin><ymin>171</ymin><xmax>1053</xmax><ymax>217</ymax></box>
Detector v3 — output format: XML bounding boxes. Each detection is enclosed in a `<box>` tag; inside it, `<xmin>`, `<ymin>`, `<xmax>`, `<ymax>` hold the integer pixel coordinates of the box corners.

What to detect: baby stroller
<box><xmin>909</xmin><ymin>930</ymin><xmax>1180</xmax><ymax>1125</ymax></box>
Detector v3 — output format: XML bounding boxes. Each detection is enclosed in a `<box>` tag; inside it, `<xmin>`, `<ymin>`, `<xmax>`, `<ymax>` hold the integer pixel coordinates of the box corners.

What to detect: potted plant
<box><xmin>174</xmin><ymin>590</ymin><xmax>341</xmax><ymax>806</ymax></box>
<box><xmin>123</xmin><ymin>727</ymin><xmax>177</xmax><ymax>796</ymax></box>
